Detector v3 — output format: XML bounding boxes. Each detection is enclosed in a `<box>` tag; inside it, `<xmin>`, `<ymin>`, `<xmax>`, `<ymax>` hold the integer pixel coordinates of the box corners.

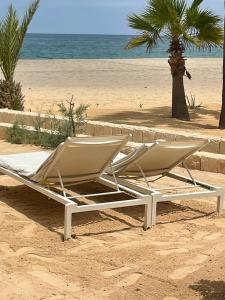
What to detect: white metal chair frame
<box><xmin>0</xmin><ymin>162</ymin><xmax>154</xmax><ymax>241</ymax></box>
<box><xmin>103</xmin><ymin>160</ymin><xmax>224</xmax><ymax>228</ymax></box>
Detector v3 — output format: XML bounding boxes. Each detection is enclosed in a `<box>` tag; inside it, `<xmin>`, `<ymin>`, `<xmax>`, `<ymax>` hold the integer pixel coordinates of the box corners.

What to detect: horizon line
<box><xmin>27</xmin><ymin>32</ymin><xmax>137</xmax><ymax>36</ymax></box>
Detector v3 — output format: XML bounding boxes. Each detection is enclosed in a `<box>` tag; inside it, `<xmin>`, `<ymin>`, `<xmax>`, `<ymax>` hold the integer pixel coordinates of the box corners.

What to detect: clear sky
<box><xmin>0</xmin><ymin>0</ymin><xmax>223</xmax><ymax>35</ymax></box>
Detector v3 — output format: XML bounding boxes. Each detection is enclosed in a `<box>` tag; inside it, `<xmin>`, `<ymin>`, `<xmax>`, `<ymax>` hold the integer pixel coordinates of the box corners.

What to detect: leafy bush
<box><xmin>6</xmin><ymin>121</ymin><xmax>27</xmax><ymax>144</ymax></box>
<box><xmin>6</xmin><ymin>97</ymin><xmax>89</xmax><ymax>148</ymax></box>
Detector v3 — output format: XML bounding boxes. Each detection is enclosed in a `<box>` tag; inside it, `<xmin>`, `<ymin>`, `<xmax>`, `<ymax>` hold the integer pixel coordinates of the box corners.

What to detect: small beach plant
<box><xmin>139</xmin><ymin>103</ymin><xmax>144</xmax><ymax>110</ymax></box>
<box><xmin>126</xmin><ymin>0</ymin><xmax>223</xmax><ymax>121</ymax></box>
<box><xmin>6</xmin><ymin>97</ymin><xmax>89</xmax><ymax>148</ymax></box>
<box><xmin>58</xmin><ymin>96</ymin><xmax>89</xmax><ymax>137</ymax></box>
<box><xmin>185</xmin><ymin>93</ymin><xmax>203</xmax><ymax>110</ymax></box>
<box><xmin>0</xmin><ymin>0</ymin><xmax>40</xmax><ymax>110</ymax></box>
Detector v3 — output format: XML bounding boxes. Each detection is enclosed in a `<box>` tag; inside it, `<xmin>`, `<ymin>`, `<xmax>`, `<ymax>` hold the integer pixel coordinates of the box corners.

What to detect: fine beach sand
<box><xmin>14</xmin><ymin>57</ymin><xmax>225</xmax><ymax>137</ymax></box>
<box><xmin>0</xmin><ymin>141</ymin><xmax>225</xmax><ymax>299</ymax></box>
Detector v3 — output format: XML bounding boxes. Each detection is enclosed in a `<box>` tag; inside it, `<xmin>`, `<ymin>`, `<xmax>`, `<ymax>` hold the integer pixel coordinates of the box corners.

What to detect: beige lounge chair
<box><xmin>0</xmin><ymin>135</ymin><xmax>154</xmax><ymax>240</ymax></box>
<box><xmin>104</xmin><ymin>140</ymin><xmax>224</xmax><ymax>228</ymax></box>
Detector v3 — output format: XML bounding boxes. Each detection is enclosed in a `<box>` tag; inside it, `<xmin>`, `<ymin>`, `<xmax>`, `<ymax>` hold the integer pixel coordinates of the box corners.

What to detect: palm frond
<box><xmin>20</xmin><ymin>0</ymin><xmax>40</xmax><ymax>41</ymax></box>
<box><xmin>126</xmin><ymin>32</ymin><xmax>160</xmax><ymax>51</ymax></box>
<box><xmin>145</xmin><ymin>0</ymin><xmax>186</xmax><ymax>32</ymax></box>
<box><xmin>181</xmin><ymin>32</ymin><xmax>201</xmax><ymax>49</ymax></box>
<box><xmin>184</xmin><ymin>6</ymin><xmax>223</xmax><ymax>49</ymax></box>
<box><xmin>0</xmin><ymin>0</ymin><xmax>40</xmax><ymax>81</ymax></box>
<box><xmin>127</xmin><ymin>0</ymin><xmax>223</xmax><ymax>54</ymax></box>
<box><xmin>128</xmin><ymin>13</ymin><xmax>160</xmax><ymax>33</ymax></box>
<box><xmin>0</xmin><ymin>5</ymin><xmax>20</xmax><ymax>80</ymax></box>
<box><xmin>171</xmin><ymin>0</ymin><xmax>187</xmax><ymax>19</ymax></box>
<box><xmin>189</xmin><ymin>0</ymin><xmax>203</xmax><ymax>10</ymax></box>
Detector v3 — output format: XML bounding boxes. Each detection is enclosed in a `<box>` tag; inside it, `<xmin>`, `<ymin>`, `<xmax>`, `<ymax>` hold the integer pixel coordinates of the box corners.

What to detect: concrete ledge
<box><xmin>185</xmin><ymin>152</ymin><xmax>225</xmax><ymax>175</ymax></box>
<box><xmin>0</xmin><ymin>109</ymin><xmax>224</xmax><ymax>174</ymax></box>
<box><xmin>0</xmin><ymin>109</ymin><xmax>221</xmax><ymax>152</ymax></box>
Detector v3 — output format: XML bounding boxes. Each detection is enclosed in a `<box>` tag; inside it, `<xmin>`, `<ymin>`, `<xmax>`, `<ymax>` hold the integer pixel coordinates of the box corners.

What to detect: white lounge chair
<box><xmin>0</xmin><ymin>135</ymin><xmax>154</xmax><ymax>240</ymax></box>
<box><xmin>104</xmin><ymin>140</ymin><xmax>224</xmax><ymax>228</ymax></box>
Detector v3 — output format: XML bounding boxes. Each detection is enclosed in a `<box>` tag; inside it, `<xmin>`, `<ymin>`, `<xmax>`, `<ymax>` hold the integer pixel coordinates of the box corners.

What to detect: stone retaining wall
<box><xmin>85</xmin><ymin>121</ymin><xmax>224</xmax><ymax>155</ymax></box>
<box><xmin>0</xmin><ymin>109</ymin><xmax>224</xmax><ymax>175</ymax></box>
<box><xmin>0</xmin><ymin>109</ymin><xmax>223</xmax><ymax>154</ymax></box>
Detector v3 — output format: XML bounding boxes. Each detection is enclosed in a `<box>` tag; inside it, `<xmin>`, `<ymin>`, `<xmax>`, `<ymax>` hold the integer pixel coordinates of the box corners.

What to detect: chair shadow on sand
<box><xmin>0</xmin><ymin>180</ymin><xmax>214</xmax><ymax>239</ymax></box>
<box><xmin>190</xmin><ymin>280</ymin><xmax>225</xmax><ymax>300</ymax></box>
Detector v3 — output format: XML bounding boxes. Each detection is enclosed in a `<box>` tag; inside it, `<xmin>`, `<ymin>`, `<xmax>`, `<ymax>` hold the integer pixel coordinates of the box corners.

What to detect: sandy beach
<box><xmin>0</xmin><ymin>142</ymin><xmax>225</xmax><ymax>299</ymax></box>
<box><xmin>0</xmin><ymin>0</ymin><xmax>224</xmax><ymax>297</ymax></box>
<box><xmin>0</xmin><ymin>58</ymin><xmax>224</xmax><ymax>299</ymax></box>
<box><xmin>13</xmin><ymin>58</ymin><xmax>225</xmax><ymax>136</ymax></box>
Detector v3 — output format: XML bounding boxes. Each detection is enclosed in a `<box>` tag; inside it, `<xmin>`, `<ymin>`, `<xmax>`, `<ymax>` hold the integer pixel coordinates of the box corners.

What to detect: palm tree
<box><xmin>0</xmin><ymin>0</ymin><xmax>40</xmax><ymax>110</ymax></box>
<box><xmin>126</xmin><ymin>0</ymin><xmax>223</xmax><ymax>121</ymax></box>
<box><xmin>219</xmin><ymin>1</ymin><xmax>225</xmax><ymax>129</ymax></box>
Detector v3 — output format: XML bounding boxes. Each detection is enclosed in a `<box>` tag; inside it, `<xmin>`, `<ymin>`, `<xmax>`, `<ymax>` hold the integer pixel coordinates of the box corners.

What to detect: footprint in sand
<box><xmin>0</xmin><ymin>270</ymin><xmax>4</xmax><ymax>281</ymax></box>
<box><xmin>169</xmin><ymin>265</ymin><xmax>201</xmax><ymax>280</ymax></box>
<box><xmin>27</xmin><ymin>254</ymin><xmax>59</xmax><ymax>264</ymax></box>
<box><xmin>101</xmin><ymin>265</ymin><xmax>134</xmax><ymax>278</ymax></box>
<box><xmin>185</xmin><ymin>254</ymin><xmax>209</xmax><ymax>266</ymax></box>
<box><xmin>0</xmin><ymin>242</ymin><xmax>14</xmax><ymax>257</ymax></box>
<box><xmin>213</xmin><ymin>219</ymin><xmax>225</xmax><ymax>229</ymax></box>
<box><xmin>204</xmin><ymin>243</ymin><xmax>225</xmax><ymax>256</ymax></box>
<box><xmin>156</xmin><ymin>248</ymin><xmax>189</xmax><ymax>256</ymax></box>
<box><xmin>68</xmin><ymin>237</ymin><xmax>106</xmax><ymax>255</ymax></box>
<box><xmin>150</xmin><ymin>241</ymin><xmax>175</xmax><ymax>247</ymax></box>
<box><xmin>203</xmin><ymin>232</ymin><xmax>224</xmax><ymax>241</ymax></box>
<box><xmin>116</xmin><ymin>273</ymin><xmax>142</xmax><ymax>288</ymax></box>
<box><xmin>169</xmin><ymin>253</ymin><xmax>210</xmax><ymax>280</ymax></box>
<box><xmin>169</xmin><ymin>242</ymin><xmax>225</xmax><ymax>281</ymax></box>
<box><xmin>193</xmin><ymin>231</ymin><xmax>210</xmax><ymax>240</ymax></box>
<box><xmin>0</xmin><ymin>215</ymin><xmax>6</xmax><ymax>226</ymax></box>
<box><xmin>186</xmin><ymin>244</ymin><xmax>204</xmax><ymax>251</ymax></box>
<box><xmin>31</xmin><ymin>264</ymin><xmax>49</xmax><ymax>272</ymax></box>
<box><xmin>170</xmin><ymin>237</ymin><xmax>225</xmax><ymax>281</ymax></box>
<box><xmin>28</xmin><ymin>270</ymin><xmax>81</xmax><ymax>294</ymax></box>
<box><xmin>18</xmin><ymin>222</ymin><xmax>37</xmax><ymax>237</ymax></box>
<box><xmin>13</xmin><ymin>247</ymin><xmax>35</xmax><ymax>257</ymax></box>
<box><xmin>0</xmin><ymin>242</ymin><xmax>35</xmax><ymax>258</ymax></box>
<box><xmin>112</xmin><ymin>239</ymin><xmax>156</xmax><ymax>251</ymax></box>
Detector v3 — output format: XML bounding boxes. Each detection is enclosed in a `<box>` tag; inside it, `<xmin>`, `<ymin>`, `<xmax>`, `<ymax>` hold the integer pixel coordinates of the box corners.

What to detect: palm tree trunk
<box><xmin>219</xmin><ymin>9</ymin><xmax>225</xmax><ymax>129</ymax></box>
<box><xmin>172</xmin><ymin>75</ymin><xmax>189</xmax><ymax>120</ymax></box>
<box><xmin>168</xmin><ymin>39</ymin><xmax>190</xmax><ymax>121</ymax></box>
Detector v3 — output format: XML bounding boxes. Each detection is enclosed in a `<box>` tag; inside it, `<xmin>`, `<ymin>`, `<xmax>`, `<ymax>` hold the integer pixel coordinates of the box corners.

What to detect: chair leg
<box><xmin>144</xmin><ymin>202</ymin><xmax>152</xmax><ymax>230</ymax></box>
<box><xmin>64</xmin><ymin>204</ymin><xmax>73</xmax><ymax>241</ymax></box>
<box><xmin>151</xmin><ymin>198</ymin><xmax>157</xmax><ymax>226</ymax></box>
<box><xmin>217</xmin><ymin>190</ymin><xmax>224</xmax><ymax>215</ymax></box>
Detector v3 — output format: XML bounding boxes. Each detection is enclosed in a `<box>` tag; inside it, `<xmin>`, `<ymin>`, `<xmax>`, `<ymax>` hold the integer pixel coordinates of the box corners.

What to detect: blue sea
<box><xmin>21</xmin><ymin>33</ymin><xmax>223</xmax><ymax>59</ymax></box>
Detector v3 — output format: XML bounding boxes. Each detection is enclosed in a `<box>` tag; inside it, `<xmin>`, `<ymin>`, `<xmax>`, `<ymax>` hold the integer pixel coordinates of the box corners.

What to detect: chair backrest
<box><xmin>112</xmin><ymin>140</ymin><xmax>207</xmax><ymax>177</ymax></box>
<box><xmin>31</xmin><ymin>135</ymin><xmax>129</xmax><ymax>183</ymax></box>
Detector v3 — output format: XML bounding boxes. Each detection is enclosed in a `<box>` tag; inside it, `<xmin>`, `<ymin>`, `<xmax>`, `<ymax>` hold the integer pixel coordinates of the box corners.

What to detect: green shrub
<box><xmin>6</xmin><ymin>121</ymin><xmax>27</xmax><ymax>144</ymax></box>
<box><xmin>6</xmin><ymin>97</ymin><xmax>89</xmax><ymax>148</ymax></box>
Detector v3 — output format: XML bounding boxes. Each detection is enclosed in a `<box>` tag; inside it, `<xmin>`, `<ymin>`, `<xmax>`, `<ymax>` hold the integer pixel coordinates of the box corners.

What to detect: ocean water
<box><xmin>21</xmin><ymin>33</ymin><xmax>223</xmax><ymax>59</ymax></box>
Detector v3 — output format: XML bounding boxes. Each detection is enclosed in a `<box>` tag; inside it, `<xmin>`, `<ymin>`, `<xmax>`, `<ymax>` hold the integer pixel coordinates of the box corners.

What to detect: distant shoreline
<box><xmin>18</xmin><ymin>57</ymin><xmax>223</xmax><ymax>62</ymax></box>
<box><xmin>21</xmin><ymin>33</ymin><xmax>223</xmax><ymax>60</ymax></box>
